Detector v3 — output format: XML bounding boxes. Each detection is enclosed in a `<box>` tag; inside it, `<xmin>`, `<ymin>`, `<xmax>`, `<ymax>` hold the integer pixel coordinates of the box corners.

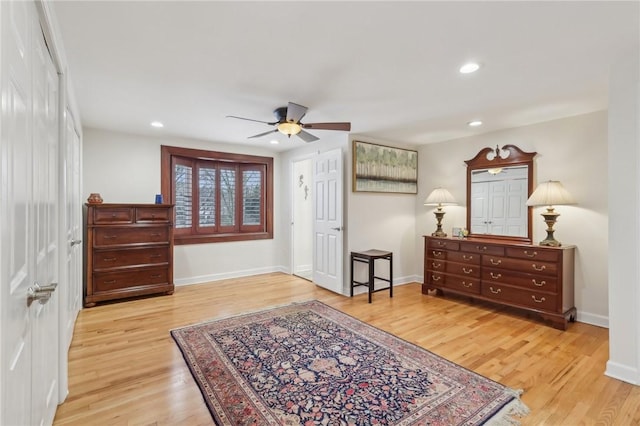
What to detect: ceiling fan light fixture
<box><xmin>277</xmin><ymin>121</ymin><xmax>302</xmax><ymax>136</ymax></box>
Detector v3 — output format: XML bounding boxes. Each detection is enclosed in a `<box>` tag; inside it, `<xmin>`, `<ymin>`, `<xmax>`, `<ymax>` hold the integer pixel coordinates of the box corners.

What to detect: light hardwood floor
<box><xmin>53</xmin><ymin>273</ymin><xmax>640</xmax><ymax>425</ymax></box>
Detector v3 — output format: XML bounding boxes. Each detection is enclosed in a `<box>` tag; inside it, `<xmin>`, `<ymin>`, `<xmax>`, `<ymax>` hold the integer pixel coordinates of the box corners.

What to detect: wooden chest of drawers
<box><xmin>423</xmin><ymin>236</ymin><xmax>576</xmax><ymax>329</ymax></box>
<box><xmin>85</xmin><ymin>203</ymin><xmax>174</xmax><ymax>307</ymax></box>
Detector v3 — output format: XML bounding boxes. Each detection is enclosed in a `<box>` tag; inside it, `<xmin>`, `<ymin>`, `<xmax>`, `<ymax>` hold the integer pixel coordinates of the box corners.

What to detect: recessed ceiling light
<box><xmin>150</xmin><ymin>121</ymin><xmax>164</xmax><ymax>128</ymax></box>
<box><xmin>459</xmin><ymin>62</ymin><xmax>480</xmax><ymax>74</ymax></box>
<box><xmin>468</xmin><ymin>120</ymin><xmax>483</xmax><ymax>127</ymax></box>
<box><xmin>270</xmin><ymin>140</ymin><xmax>279</xmax><ymax>145</ymax></box>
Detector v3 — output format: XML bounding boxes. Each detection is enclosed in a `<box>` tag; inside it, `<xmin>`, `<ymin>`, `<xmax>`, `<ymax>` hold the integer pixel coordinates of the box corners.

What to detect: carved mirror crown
<box><xmin>465</xmin><ymin>145</ymin><xmax>537</xmax><ymax>243</ymax></box>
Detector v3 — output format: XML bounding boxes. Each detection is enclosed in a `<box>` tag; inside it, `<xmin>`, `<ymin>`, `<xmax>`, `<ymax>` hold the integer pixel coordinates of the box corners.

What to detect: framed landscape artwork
<box><xmin>352</xmin><ymin>140</ymin><xmax>418</xmax><ymax>193</ymax></box>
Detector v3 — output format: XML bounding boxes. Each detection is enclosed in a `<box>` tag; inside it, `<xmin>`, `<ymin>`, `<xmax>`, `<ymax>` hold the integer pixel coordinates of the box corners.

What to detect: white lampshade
<box><xmin>424</xmin><ymin>188</ymin><xmax>457</xmax><ymax>207</ymax></box>
<box><xmin>526</xmin><ymin>181</ymin><xmax>575</xmax><ymax>207</ymax></box>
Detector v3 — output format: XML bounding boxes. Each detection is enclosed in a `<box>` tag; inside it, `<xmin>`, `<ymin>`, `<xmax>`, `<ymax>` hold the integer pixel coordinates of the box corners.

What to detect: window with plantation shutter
<box><xmin>161</xmin><ymin>145</ymin><xmax>273</xmax><ymax>244</ymax></box>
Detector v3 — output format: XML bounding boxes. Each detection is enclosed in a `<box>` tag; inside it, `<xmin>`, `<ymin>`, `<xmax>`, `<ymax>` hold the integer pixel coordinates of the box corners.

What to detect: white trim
<box><xmin>605</xmin><ymin>360</ymin><xmax>640</xmax><ymax>385</ymax></box>
<box><xmin>174</xmin><ymin>266</ymin><xmax>288</xmax><ymax>286</ymax></box>
<box><xmin>575</xmin><ymin>311</ymin><xmax>609</xmax><ymax>328</ymax></box>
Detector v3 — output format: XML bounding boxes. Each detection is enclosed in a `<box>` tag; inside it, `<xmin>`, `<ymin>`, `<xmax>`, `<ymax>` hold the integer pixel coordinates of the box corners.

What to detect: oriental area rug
<box><xmin>171</xmin><ymin>301</ymin><xmax>529</xmax><ymax>425</ymax></box>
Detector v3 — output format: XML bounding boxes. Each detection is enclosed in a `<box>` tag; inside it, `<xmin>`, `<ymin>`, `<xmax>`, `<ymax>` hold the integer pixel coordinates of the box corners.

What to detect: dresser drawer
<box><xmin>447</xmin><ymin>251</ymin><xmax>480</xmax><ymax>265</ymax></box>
<box><xmin>482</xmin><ymin>269</ymin><xmax>558</xmax><ymax>293</ymax></box>
<box><xmin>481</xmin><ymin>284</ymin><xmax>557</xmax><ymax>311</ymax></box>
<box><xmin>426</xmin><ymin>271</ymin><xmax>446</xmax><ymax>288</ymax></box>
<box><xmin>506</xmin><ymin>247</ymin><xmax>559</xmax><ymax>262</ymax></box>
<box><xmin>93</xmin><ymin>267</ymin><xmax>169</xmax><ymax>292</ymax></box>
<box><xmin>93</xmin><ymin>246</ymin><xmax>169</xmax><ymax>270</ymax></box>
<box><xmin>460</xmin><ymin>242</ymin><xmax>504</xmax><ymax>256</ymax></box>
<box><xmin>426</xmin><ymin>259</ymin><xmax>446</xmax><ymax>272</ymax></box>
<box><xmin>428</xmin><ymin>239</ymin><xmax>460</xmax><ymax>251</ymax></box>
<box><xmin>482</xmin><ymin>256</ymin><xmax>558</xmax><ymax>276</ymax></box>
<box><xmin>426</xmin><ymin>249</ymin><xmax>454</xmax><ymax>260</ymax></box>
<box><xmin>445</xmin><ymin>275</ymin><xmax>480</xmax><ymax>295</ymax></box>
<box><xmin>446</xmin><ymin>262</ymin><xmax>481</xmax><ymax>278</ymax></box>
<box><xmin>136</xmin><ymin>207</ymin><xmax>171</xmax><ymax>222</ymax></box>
<box><xmin>93</xmin><ymin>226</ymin><xmax>169</xmax><ymax>247</ymax></box>
<box><xmin>93</xmin><ymin>207</ymin><xmax>133</xmax><ymax>224</ymax></box>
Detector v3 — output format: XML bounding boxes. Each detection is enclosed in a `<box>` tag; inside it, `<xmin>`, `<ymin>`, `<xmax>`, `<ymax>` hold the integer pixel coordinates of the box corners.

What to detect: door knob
<box><xmin>27</xmin><ymin>282</ymin><xmax>58</xmax><ymax>307</ymax></box>
<box><xmin>70</xmin><ymin>239</ymin><xmax>82</xmax><ymax>246</ymax></box>
<box><xmin>331</xmin><ymin>226</ymin><xmax>343</xmax><ymax>231</ymax></box>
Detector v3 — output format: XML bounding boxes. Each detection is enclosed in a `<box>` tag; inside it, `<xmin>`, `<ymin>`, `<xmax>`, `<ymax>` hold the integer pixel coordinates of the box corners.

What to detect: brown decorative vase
<box><xmin>87</xmin><ymin>193</ymin><xmax>103</xmax><ymax>204</ymax></box>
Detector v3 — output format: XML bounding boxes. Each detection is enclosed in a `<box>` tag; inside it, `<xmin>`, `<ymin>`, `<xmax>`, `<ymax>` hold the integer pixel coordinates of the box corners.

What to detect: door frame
<box><xmin>36</xmin><ymin>0</ymin><xmax>84</xmax><ymax>405</ymax></box>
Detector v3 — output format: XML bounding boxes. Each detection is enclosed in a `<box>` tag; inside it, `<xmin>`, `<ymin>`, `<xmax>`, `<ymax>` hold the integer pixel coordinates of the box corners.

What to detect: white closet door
<box><xmin>1</xmin><ymin>2</ymin><xmax>61</xmax><ymax>424</ymax></box>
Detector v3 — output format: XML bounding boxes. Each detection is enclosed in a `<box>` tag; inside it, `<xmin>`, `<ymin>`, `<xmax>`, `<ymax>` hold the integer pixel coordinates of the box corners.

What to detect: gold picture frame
<box><xmin>352</xmin><ymin>140</ymin><xmax>418</xmax><ymax>193</ymax></box>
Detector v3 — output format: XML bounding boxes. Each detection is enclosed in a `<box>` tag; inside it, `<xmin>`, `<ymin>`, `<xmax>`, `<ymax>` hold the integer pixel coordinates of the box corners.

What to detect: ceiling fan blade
<box><xmin>297</xmin><ymin>129</ymin><xmax>319</xmax><ymax>143</ymax></box>
<box><xmin>248</xmin><ymin>129</ymin><xmax>279</xmax><ymax>139</ymax></box>
<box><xmin>227</xmin><ymin>115</ymin><xmax>278</xmax><ymax>125</ymax></box>
<box><xmin>302</xmin><ymin>122</ymin><xmax>351</xmax><ymax>131</ymax></box>
<box><xmin>286</xmin><ymin>102</ymin><xmax>308</xmax><ymax>124</ymax></box>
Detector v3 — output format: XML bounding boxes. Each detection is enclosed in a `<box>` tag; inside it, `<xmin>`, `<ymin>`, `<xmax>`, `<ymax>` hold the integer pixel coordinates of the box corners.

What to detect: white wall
<box><xmin>82</xmin><ymin>127</ymin><xmax>287</xmax><ymax>284</ymax></box>
<box><xmin>606</xmin><ymin>45</ymin><xmax>640</xmax><ymax>385</ymax></box>
<box><xmin>417</xmin><ymin>111</ymin><xmax>609</xmax><ymax>326</ymax></box>
<box><xmin>280</xmin><ymin>134</ymin><xmax>419</xmax><ymax>295</ymax></box>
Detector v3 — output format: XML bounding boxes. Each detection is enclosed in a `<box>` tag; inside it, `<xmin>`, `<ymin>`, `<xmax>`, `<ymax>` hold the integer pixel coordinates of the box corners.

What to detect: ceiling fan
<box><xmin>227</xmin><ymin>102</ymin><xmax>351</xmax><ymax>143</ymax></box>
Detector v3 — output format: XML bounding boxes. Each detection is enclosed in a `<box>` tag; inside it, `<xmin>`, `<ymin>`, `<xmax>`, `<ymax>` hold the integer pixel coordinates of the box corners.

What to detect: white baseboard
<box><xmin>576</xmin><ymin>310</ymin><xmax>609</xmax><ymax>328</ymax></box>
<box><xmin>174</xmin><ymin>266</ymin><xmax>288</xmax><ymax>286</ymax></box>
<box><xmin>605</xmin><ymin>360</ymin><xmax>640</xmax><ymax>385</ymax></box>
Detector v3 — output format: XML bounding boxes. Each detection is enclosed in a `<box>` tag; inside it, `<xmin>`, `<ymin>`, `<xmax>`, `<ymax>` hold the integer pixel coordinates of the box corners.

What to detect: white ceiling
<box><xmin>52</xmin><ymin>1</ymin><xmax>639</xmax><ymax>152</ymax></box>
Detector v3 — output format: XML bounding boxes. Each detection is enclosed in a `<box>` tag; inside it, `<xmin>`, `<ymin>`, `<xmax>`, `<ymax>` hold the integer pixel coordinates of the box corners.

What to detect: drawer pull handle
<box><xmin>532</xmin><ymin>264</ymin><xmax>546</xmax><ymax>271</ymax></box>
<box><xmin>532</xmin><ymin>279</ymin><xmax>546</xmax><ymax>287</ymax></box>
<box><xmin>463</xmin><ymin>255</ymin><xmax>473</xmax><ymax>261</ymax></box>
<box><xmin>476</xmin><ymin>246</ymin><xmax>488</xmax><ymax>251</ymax></box>
<box><xmin>524</xmin><ymin>250</ymin><xmax>537</xmax><ymax>258</ymax></box>
<box><xmin>431</xmin><ymin>262</ymin><xmax>441</xmax><ymax>269</ymax></box>
<box><xmin>489</xmin><ymin>287</ymin><xmax>501</xmax><ymax>294</ymax></box>
<box><xmin>462</xmin><ymin>281</ymin><xmax>472</xmax><ymax>288</ymax></box>
<box><xmin>462</xmin><ymin>267</ymin><xmax>473</xmax><ymax>274</ymax></box>
<box><xmin>150</xmin><ymin>274</ymin><xmax>162</xmax><ymax>278</ymax></box>
<box><xmin>431</xmin><ymin>275</ymin><xmax>442</xmax><ymax>281</ymax></box>
<box><xmin>432</xmin><ymin>251</ymin><xmax>443</xmax><ymax>257</ymax></box>
<box><xmin>489</xmin><ymin>259</ymin><xmax>501</xmax><ymax>265</ymax></box>
<box><xmin>104</xmin><ymin>279</ymin><xmax>116</xmax><ymax>284</ymax></box>
<box><xmin>490</xmin><ymin>272</ymin><xmax>502</xmax><ymax>279</ymax></box>
<box><xmin>103</xmin><ymin>235</ymin><xmax>117</xmax><ymax>239</ymax></box>
<box><xmin>151</xmin><ymin>214</ymin><xmax>156</xmax><ymax>218</ymax></box>
<box><xmin>103</xmin><ymin>257</ymin><xmax>117</xmax><ymax>262</ymax></box>
<box><xmin>531</xmin><ymin>295</ymin><xmax>546</xmax><ymax>303</ymax></box>
<box><xmin>111</xmin><ymin>213</ymin><xmax>116</xmax><ymax>217</ymax></box>
<box><xmin>150</xmin><ymin>254</ymin><xmax>162</xmax><ymax>258</ymax></box>
<box><xmin>150</xmin><ymin>233</ymin><xmax>162</xmax><ymax>237</ymax></box>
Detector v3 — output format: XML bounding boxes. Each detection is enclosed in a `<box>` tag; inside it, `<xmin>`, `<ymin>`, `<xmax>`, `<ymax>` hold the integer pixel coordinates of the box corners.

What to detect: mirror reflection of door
<box><xmin>470</xmin><ymin>165</ymin><xmax>528</xmax><ymax>237</ymax></box>
<box><xmin>292</xmin><ymin>158</ymin><xmax>313</xmax><ymax>280</ymax></box>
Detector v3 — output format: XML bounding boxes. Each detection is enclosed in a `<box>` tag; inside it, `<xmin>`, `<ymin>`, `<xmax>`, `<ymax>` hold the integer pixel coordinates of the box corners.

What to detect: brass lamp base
<box><xmin>539</xmin><ymin>208</ymin><xmax>561</xmax><ymax>247</ymax></box>
<box><xmin>431</xmin><ymin>209</ymin><xmax>447</xmax><ymax>237</ymax></box>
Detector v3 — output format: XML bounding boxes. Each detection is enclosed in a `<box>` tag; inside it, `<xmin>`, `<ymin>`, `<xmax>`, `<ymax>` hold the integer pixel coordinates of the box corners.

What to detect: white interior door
<box><xmin>1</xmin><ymin>2</ymin><xmax>60</xmax><ymax>424</ymax></box>
<box><xmin>312</xmin><ymin>149</ymin><xmax>344</xmax><ymax>294</ymax></box>
<box><xmin>31</xmin><ymin>16</ymin><xmax>60</xmax><ymax>425</ymax></box>
<box><xmin>61</xmin><ymin>110</ymin><xmax>82</xmax><ymax>348</ymax></box>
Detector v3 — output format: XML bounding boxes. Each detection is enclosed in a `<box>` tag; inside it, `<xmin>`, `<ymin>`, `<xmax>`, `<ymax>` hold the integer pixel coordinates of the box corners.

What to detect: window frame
<box><xmin>161</xmin><ymin>145</ymin><xmax>273</xmax><ymax>245</ymax></box>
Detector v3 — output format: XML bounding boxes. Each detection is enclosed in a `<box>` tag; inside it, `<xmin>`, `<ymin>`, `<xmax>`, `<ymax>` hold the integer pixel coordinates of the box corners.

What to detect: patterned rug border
<box><xmin>171</xmin><ymin>300</ymin><xmax>529</xmax><ymax>425</ymax></box>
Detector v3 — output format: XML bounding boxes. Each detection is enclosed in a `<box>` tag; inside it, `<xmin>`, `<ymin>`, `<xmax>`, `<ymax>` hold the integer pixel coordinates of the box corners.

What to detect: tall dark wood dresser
<box><xmin>85</xmin><ymin>203</ymin><xmax>174</xmax><ymax>307</ymax></box>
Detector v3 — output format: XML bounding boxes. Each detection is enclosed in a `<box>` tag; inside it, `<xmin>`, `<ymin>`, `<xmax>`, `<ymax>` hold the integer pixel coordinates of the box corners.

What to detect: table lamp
<box><xmin>526</xmin><ymin>180</ymin><xmax>575</xmax><ymax>246</ymax></box>
<box><xmin>424</xmin><ymin>188</ymin><xmax>457</xmax><ymax>237</ymax></box>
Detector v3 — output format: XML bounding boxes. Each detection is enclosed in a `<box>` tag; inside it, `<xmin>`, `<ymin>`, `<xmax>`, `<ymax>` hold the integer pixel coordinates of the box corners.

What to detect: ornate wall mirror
<box><xmin>465</xmin><ymin>145</ymin><xmax>537</xmax><ymax>243</ymax></box>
